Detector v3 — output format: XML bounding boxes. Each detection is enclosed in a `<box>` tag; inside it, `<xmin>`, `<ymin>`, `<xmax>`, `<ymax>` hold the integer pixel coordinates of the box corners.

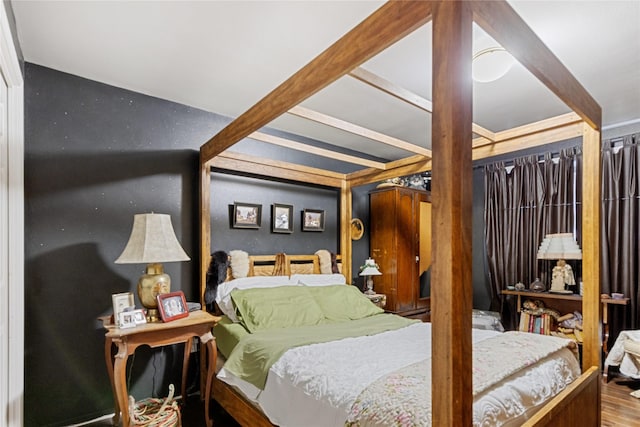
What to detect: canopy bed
<box><xmin>199</xmin><ymin>1</ymin><xmax>602</xmax><ymax>425</ymax></box>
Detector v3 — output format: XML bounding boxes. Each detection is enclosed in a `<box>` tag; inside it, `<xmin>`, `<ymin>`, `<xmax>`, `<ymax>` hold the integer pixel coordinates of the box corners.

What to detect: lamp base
<box><xmin>137</xmin><ymin>263</ymin><xmax>171</xmax><ymax>322</ymax></box>
<box><xmin>146</xmin><ymin>308</ymin><xmax>160</xmax><ymax>323</ymax></box>
<box><xmin>364</xmin><ymin>277</ymin><xmax>375</xmax><ymax>295</ymax></box>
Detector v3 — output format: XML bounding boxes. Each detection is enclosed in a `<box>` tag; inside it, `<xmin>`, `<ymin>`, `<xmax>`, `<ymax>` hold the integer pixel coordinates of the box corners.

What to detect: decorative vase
<box><xmin>530</xmin><ymin>278</ymin><xmax>545</xmax><ymax>292</ymax></box>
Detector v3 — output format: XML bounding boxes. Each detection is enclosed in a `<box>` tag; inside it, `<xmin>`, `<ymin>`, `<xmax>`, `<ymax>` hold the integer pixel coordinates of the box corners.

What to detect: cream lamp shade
<box><xmin>115</xmin><ymin>213</ymin><xmax>190</xmax><ymax>321</ymax></box>
<box><xmin>537</xmin><ymin>233</ymin><xmax>581</xmax><ymax>294</ymax></box>
<box><xmin>537</xmin><ymin>233</ymin><xmax>582</xmax><ymax>260</ymax></box>
<box><xmin>360</xmin><ymin>257</ymin><xmax>382</xmax><ymax>295</ymax></box>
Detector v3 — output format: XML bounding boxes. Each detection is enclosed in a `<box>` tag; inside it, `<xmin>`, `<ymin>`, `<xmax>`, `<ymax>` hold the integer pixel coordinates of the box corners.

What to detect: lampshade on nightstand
<box><xmin>359</xmin><ymin>257</ymin><xmax>382</xmax><ymax>295</ymax></box>
<box><xmin>537</xmin><ymin>233</ymin><xmax>581</xmax><ymax>293</ymax></box>
<box><xmin>115</xmin><ymin>213</ymin><xmax>190</xmax><ymax>321</ymax></box>
<box><xmin>537</xmin><ymin>233</ymin><xmax>582</xmax><ymax>261</ymax></box>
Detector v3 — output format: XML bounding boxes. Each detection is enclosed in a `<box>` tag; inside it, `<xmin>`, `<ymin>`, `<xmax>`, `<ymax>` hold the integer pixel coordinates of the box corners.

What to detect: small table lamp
<box><xmin>537</xmin><ymin>233</ymin><xmax>582</xmax><ymax>293</ymax></box>
<box><xmin>360</xmin><ymin>257</ymin><xmax>382</xmax><ymax>295</ymax></box>
<box><xmin>115</xmin><ymin>213</ymin><xmax>190</xmax><ymax>321</ymax></box>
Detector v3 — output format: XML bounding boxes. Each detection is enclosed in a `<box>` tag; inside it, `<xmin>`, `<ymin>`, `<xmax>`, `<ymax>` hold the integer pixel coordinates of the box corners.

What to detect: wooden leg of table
<box><xmin>181</xmin><ymin>337</ymin><xmax>193</xmax><ymax>405</ymax></box>
<box><xmin>104</xmin><ymin>338</ymin><xmax>119</xmax><ymax>426</ymax></box>
<box><xmin>113</xmin><ymin>353</ymin><xmax>131</xmax><ymax>427</ymax></box>
<box><xmin>602</xmin><ymin>302</ymin><xmax>610</xmax><ymax>357</ymax></box>
<box><xmin>203</xmin><ymin>340</ymin><xmax>217</xmax><ymax>427</ymax></box>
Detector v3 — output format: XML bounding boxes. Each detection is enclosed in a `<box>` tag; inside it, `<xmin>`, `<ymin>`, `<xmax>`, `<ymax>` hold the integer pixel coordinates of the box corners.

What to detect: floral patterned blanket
<box><xmin>345</xmin><ymin>331</ymin><xmax>578</xmax><ymax>427</ymax></box>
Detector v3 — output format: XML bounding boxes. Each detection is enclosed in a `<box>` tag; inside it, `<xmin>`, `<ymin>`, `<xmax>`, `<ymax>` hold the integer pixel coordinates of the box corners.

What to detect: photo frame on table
<box><xmin>157</xmin><ymin>291</ymin><xmax>189</xmax><ymax>322</ymax></box>
<box><xmin>302</xmin><ymin>209</ymin><xmax>325</xmax><ymax>232</ymax></box>
<box><xmin>232</xmin><ymin>202</ymin><xmax>262</xmax><ymax>229</ymax></box>
<box><xmin>272</xmin><ymin>203</ymin><xmax>293</xmax><ymax>234</ymax></box>
<box><xmin>131</xmin><ymin>309</ymin><xmax>147</xmax><ymax>325</ymax></box>
<box><xmin>112</xmin><ymin>291</ymin><xmax>134</xmax><ymax>325</ymax></box>
<box><xmin>118</xmin><ymin>311</ymin><xmax>137</xmax><ymax>329</ymax></box>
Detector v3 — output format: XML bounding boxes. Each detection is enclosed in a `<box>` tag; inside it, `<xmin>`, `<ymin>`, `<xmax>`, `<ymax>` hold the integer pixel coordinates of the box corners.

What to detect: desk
<box><xmin>501</xmin><ymin>290</ymin><xmax>629</xmax><ymax>356</ymax></box>
<box><xmin>101</xmin><ymin>310</ymin><xmax>219</xmax><ymax>427</ymax></box>
<box><xmin>600</xmin><ymin>297</ymin><xmax>630</xmax><ymax>356</ymax></box>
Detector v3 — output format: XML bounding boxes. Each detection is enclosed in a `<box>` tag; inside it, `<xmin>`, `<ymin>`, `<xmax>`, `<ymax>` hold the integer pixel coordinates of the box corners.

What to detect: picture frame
<box><xmin>131</xmin><ymin>309</ymin><xmax>147</xmax><ymax>325</ymax></box>
<box><xmin>157</xmin><ymin>291</ymin><xmax>189</xmax><ymax>322</ymax></box>
<box><xmin>272</xmin><ymin>203</ymin><xmax>293</xmax><ymax>233</ymax></box>
<box><xmin>112</xmin><ymin>291</ymin><xmax>135</xmax><ymax>324</ymax></box>
<box><xmin>302</xmin><ymin>209</ymin><xmax>325</xmax><ymax>232</ymax></box>
<box><xmin>232</xmin><ymin>202</ymin><xmax>262</xmax><ymax>229</ymax></box>
<box><xmin>118</xmin><ymin>311</ymin><xmax>137</xmax><ymax>329</ymax></box>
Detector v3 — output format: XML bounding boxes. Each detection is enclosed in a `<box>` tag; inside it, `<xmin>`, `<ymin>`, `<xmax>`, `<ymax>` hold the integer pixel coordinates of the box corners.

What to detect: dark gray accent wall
<box><xmin>24</xmin><ymin>63</ymin><xmax>370</xmax><ymax>426</ymax></box>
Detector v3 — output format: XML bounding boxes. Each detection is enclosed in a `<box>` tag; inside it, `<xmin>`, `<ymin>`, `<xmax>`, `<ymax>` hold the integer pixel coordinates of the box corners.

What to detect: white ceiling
<box><xmin>11</xmin><ymin>1</ymin><xmax>640</xmax><ymax>161</ymax></box>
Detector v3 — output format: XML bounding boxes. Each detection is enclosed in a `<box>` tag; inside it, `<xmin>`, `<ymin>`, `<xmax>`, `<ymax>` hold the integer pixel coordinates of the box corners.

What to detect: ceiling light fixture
<box><xmin>472</xmin><ymin>47</ymin><xmax>515</xmax><ymax>83</ymax></box>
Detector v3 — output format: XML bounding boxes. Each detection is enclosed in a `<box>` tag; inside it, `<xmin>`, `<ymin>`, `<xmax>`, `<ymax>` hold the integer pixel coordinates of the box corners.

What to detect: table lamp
<box><xmin>115</xmin><ymin>213</ymin><xmax>190</xmax><ymax>321</ymax></box>
<box><xmin>359</xmin><ymin>257</ymin><xmax>381</xmax><ymax>295</ymax></box>
<box><xmin>536</xmin><ymin>233</ymin><xmax>582</xmax><ymax>293</ymax></box>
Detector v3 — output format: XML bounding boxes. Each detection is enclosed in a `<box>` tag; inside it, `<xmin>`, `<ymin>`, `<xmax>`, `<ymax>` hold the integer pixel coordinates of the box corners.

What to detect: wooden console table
<box><xmin>502</xmin><ymin>289</ymin><xmax>629</xmax><ymax>356</ymax></box>
<box><xmin>101</xmin><ymin>310</ymin><xmax>219</xmax><ymax>427</ymax></box>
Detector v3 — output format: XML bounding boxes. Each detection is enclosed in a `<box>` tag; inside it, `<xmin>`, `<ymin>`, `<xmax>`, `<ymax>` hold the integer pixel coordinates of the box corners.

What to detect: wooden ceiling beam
<box><xmin>200</xmin><ymin>1</ymin><xmax>433</xmax><ymax>163</ymax></box>
<box><xmin>349</xmin><ymin>66</ymin><xmax>496</xmax><ymax>141</ymax></box>
<box><xmin>287</xmin><ymin>105</ymin><xmax>431</xmax><ymax>157</ymax></box>
<box><xmin>472</xmin><ymin>112</ymin><xmax>582</xmax><ymax>148</ymax></box>
<box><xmin>347</xmin><ymin>154</ymin><xmax>431</xmax><ymax>186</ymax></box>
<box><xmin>211</xmin><ymin>151</ymin><xmax>345</xmax><ymax>188</ymax></box>
<box><xmin>249</xmin><ymin>131</ymin><xmax>386</xmax><ymax>169</ymax></box>
<box><xmin>472</xmin><ymin>122</ymin><xmax>583</xmax><ymax>160</ymax></box>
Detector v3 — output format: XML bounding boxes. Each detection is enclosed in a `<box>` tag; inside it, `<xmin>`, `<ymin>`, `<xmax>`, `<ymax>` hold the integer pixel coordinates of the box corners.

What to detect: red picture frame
<box><xmin>157</xmin><ymin>291</ymin><xmax>189</xmax><ymax>322</ymax></box>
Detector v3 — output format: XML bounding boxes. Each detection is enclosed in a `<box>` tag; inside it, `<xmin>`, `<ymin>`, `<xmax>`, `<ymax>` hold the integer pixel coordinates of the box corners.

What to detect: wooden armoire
<box><xmin>369</xmin><ymin>186</ymin><xmax>431</xmax><ymax>319</ymax></box>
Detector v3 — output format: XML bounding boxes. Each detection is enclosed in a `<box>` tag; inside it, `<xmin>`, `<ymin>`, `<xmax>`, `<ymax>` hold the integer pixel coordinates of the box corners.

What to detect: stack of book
<box><xmin>518</xmin><ymin>311</ymin><xmax>553</xmax><ymax>335</ymax></box>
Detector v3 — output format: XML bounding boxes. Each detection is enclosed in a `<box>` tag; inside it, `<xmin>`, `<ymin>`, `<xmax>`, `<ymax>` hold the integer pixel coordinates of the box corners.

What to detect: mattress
<box><xmin>218</xmin><ymin>322</ymin><xmax>580</xmax><ymax>427</ymax></box>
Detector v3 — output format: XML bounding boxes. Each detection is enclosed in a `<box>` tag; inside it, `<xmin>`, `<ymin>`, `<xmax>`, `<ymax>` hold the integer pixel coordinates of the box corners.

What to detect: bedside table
<box><xmin>365</xmin><ymin>293</ymin><xmax>387</xmax><ymax>309</ymax></box>
<box><xmin>101</xmin><ymin>310</ymin><xmax>220</xmax><ymax>427</ymax></box>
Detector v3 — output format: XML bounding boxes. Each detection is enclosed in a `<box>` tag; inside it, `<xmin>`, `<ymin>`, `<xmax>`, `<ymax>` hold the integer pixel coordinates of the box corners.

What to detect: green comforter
<box><xmin>222</xmin><ymin>313</ymin><xmax>416</xmax><ymax>389</ymax></box>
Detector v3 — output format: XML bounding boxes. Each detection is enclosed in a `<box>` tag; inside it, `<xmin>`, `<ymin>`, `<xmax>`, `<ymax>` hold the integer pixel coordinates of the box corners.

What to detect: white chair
<box><xmin>604</xmin><ymin>330</ymin><xmax>640</xmax><ymax>382</ymax></box>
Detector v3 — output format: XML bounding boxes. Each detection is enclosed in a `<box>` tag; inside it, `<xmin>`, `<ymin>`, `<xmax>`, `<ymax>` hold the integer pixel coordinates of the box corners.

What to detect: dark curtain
<box><xmin>484</xmin><ymin>146</ymin><xmax>582</xmax><ymax>327</ymax></box>
<box><xmin>601</xmin><ymin>133</ymin><xmax>640</xmax><ymax>340</ymax></box>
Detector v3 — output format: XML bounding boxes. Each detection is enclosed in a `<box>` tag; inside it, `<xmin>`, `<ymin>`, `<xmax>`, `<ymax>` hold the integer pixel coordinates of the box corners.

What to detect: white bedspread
<box><xmin>218</xmin><ymin>323</ymin><xmax>580</xmax><ymax>427</ymax></box>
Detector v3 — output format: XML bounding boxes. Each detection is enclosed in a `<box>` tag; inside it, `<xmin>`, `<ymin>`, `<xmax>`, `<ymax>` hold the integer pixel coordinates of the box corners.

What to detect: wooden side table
<box><xmin>101</xmin><ymin>310</ymin><xmax>220</xmax><ymax>427</ymax></box>
<box><xmin>600</xmin><ymin>296</ymin><xmax>630</xmax><ymax>357</ymax></box>
<box><xmin>501</xmin><ymin>289</ymin><xmax>629</xmax><ymax>357</ymax></box>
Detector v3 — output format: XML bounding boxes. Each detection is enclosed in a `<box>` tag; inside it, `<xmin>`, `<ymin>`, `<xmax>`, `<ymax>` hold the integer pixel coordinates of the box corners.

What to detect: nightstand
<box><xmin>101</xmin><ymin>310</ymin><xmax>220</xmax><ymax>427</ymax></box>
<box><xmin>365</xmin><ymin>293</ymin><xmax>387</xmax><ymax>309</ymax></box>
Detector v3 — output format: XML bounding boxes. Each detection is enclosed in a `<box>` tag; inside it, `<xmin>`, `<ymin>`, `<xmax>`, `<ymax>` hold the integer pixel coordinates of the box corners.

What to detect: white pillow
<box><xmin>215</xmin><ymin>275</ymin><xmax>297</xmax><ymax>322</ymax></box>
<box><xmin>292</xmin><ymin>273</ymin><xmax>347</xmax><ymax>286</ymax></box>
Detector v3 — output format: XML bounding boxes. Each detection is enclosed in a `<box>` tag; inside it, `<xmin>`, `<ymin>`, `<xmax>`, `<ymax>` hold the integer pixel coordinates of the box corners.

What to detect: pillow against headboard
<box><xmin>231</xmin><ymin>286</ymin><xmax>325</xmax><ymax>333</ymax></box>
<box><xmin>291</xmin><ymin>273</ymin><xmax>347</xmax><ymax>286</ymax></box>
<box><xmin>308</xmin><ymin>285</ymin><xmax>383</xmax><ymax>321</ymax></box>
<box><xmin>215</xmin><ymin>275</ymin><xmax>296</xmax><ymax>322</ymax></box>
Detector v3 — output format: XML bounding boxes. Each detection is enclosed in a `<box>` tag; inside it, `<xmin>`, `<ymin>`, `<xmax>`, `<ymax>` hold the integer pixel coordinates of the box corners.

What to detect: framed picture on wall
<box><xmin>232</xmin><ymin>202</ymin><xmax>262</xmax><ymax>229</ymax></box>
<box><xmin>302</xmin><ymin>209</ymin><xmax>325</xmax><ymax>232</ymax></box>
<box><xmin>272</xmin><ymin>203</ymin><xmax>294</xmax><ymax>233</ymax></box>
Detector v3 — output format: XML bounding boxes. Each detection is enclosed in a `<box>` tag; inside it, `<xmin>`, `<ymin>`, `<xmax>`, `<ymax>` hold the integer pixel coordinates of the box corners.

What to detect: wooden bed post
<box><xmin>581</xmin><ymin>123</ymin><xmax>602</xmax><ymax>374</ymax></box>
<box><xmin>199</xmin><ymin>157</ymin><xmax>211</xmax><ymax>307</ymax></box>
<box><xmin>340</xmin><ymin>181</ymin><xmax>353</xmax><ymax>283</ymax></box>
<box><xmin>431</xmin><ymin>1</ymin><xmax>473</xmax><ymax>425</ymax></box>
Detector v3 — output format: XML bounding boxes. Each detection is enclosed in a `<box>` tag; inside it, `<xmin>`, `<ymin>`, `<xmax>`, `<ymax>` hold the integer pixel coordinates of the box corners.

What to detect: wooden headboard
<box><xmin>228</xmin><ymin>253</ymin><xmax>342</xmax><ymax>279</ymax></box>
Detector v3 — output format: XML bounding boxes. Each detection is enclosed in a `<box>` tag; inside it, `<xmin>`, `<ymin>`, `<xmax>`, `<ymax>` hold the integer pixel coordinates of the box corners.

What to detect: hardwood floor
<box><xmin>602</xmin><ymin>376</ymin><xmax>640</xmax><ymax>427</ymax></box>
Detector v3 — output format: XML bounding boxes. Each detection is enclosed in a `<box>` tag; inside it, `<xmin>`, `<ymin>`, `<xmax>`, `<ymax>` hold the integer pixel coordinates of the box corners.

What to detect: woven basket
<box><xmin>128</xmin><ymin>384</ymin><xmax>182</xmax><ymax>427</ymax></box>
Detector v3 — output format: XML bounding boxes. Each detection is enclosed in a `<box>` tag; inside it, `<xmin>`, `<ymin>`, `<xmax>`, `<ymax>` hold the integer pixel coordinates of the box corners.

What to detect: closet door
<box><xmin>370</xmin><ymin>188</ymin><xmax>397</xmax><ymax>310</ymax></box>
<box><xmin>395</xmin><ymin>188</ymin><xmax>417</xmax><ymax>312</ymax></box>
<box><xmin>416</xmin><ymin>193</ymin><xmax>431</xmax><ymax>312</ymax></box>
